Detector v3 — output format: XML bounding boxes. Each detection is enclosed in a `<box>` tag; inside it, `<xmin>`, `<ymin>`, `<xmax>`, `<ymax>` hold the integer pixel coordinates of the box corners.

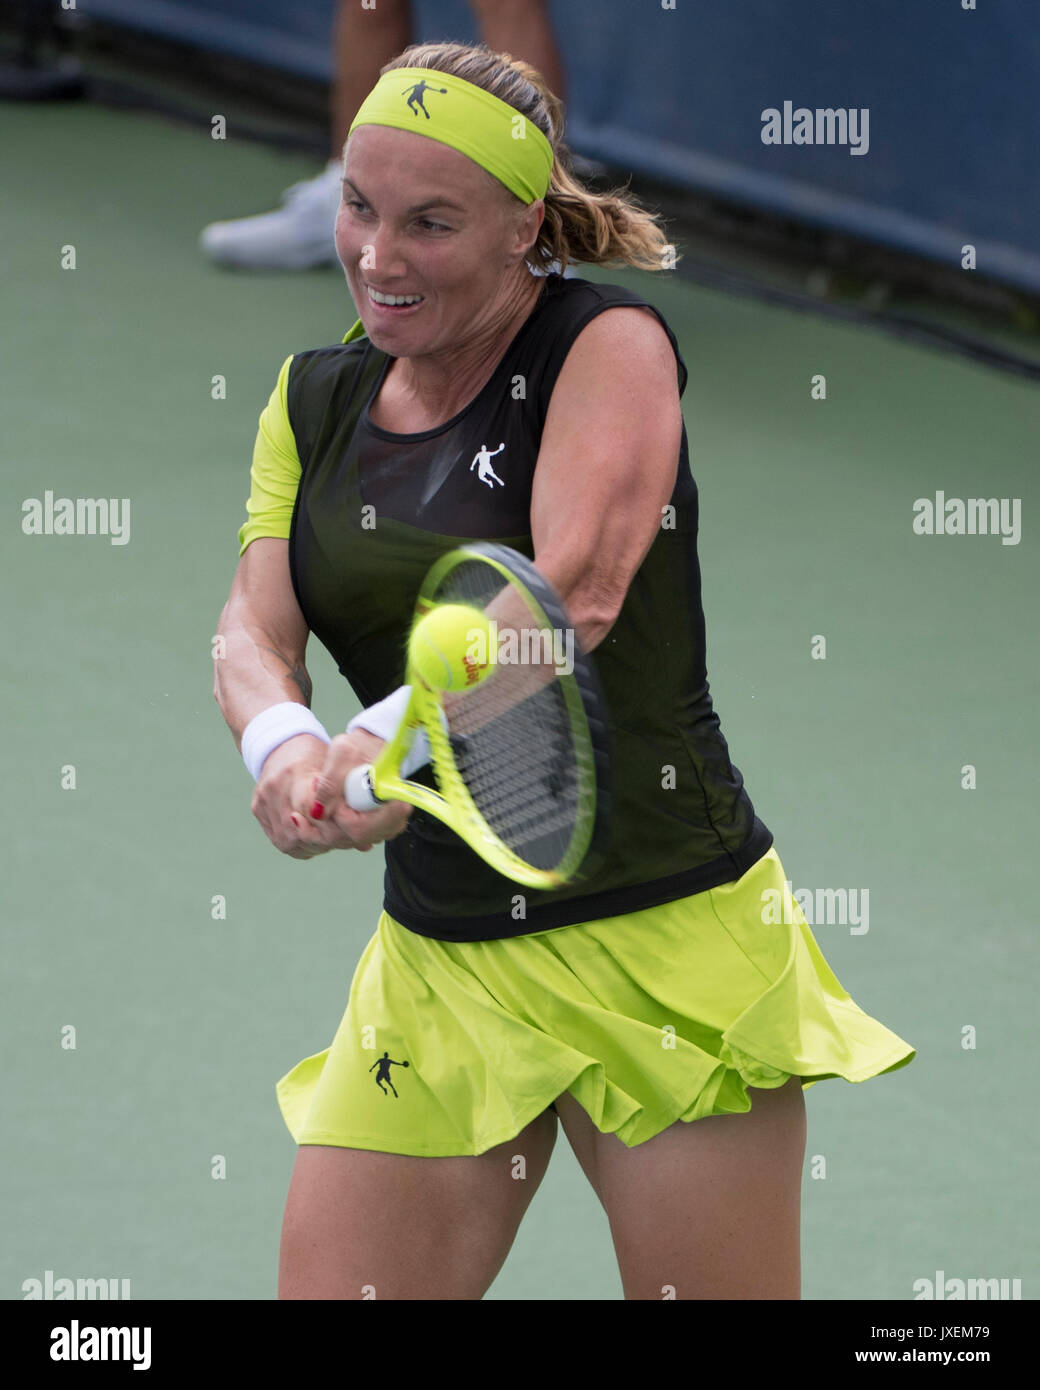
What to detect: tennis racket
<box><xmin>344</xmin><ymin>542</ymin><xmax>610</xmax><ymax>888</ymax></box>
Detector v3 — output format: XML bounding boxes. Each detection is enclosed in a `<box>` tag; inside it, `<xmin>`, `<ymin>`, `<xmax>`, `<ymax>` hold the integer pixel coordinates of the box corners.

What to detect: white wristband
<box><xmin>241</xmin><ymin>702</ymin><xmax>330</xmax><ymax>781</ymax></box>
<box><xmin>347</xmin><ymin>686</ymin><xmax>412</xmax><ymax>742</ymax></box>
<box><xmin>346</xmin><ymin>685</ymin><xmax>442</xmax><ymax>778</ymax></box>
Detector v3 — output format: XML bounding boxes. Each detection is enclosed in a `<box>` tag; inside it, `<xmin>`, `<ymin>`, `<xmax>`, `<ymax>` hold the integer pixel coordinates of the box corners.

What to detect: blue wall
<box><xmin>80</xmin><ymin>0</ymin><xmax>1040</xmax><ymax>291</ymax></box>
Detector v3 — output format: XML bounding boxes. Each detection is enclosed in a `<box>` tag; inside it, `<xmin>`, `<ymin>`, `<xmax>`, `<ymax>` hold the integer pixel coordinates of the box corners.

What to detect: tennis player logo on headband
<box><xmin>402</xmin><ymin>78</ymin><xmax>448</xmax><ymax>118</ymax></box>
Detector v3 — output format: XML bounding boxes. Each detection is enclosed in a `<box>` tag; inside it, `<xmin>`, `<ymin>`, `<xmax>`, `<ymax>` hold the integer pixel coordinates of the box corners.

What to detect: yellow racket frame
<box><xmin>353</xmin><ymin>546</ymin><xmax>601</xmax><ymax>889</ymax></box>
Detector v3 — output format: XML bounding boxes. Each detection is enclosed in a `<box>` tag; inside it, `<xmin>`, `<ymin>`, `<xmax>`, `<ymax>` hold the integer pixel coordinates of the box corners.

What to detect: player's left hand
<box><xmin>297</xmin><ymin>729</ymin><xmax>413</xmax><ymax>852</ymax></box>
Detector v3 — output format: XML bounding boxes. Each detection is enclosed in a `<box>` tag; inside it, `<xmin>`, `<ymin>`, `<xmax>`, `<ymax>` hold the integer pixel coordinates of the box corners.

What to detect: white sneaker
<box><xmin>200</xmin><ymin>159</ymin><xmax>343</xmax><ymax>269</ymax></box>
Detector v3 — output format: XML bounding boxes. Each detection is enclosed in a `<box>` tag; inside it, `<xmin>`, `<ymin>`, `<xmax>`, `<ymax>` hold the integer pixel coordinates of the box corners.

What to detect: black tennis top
<box><xmin>286</xmin><ymin>273</ymin><xmax>773</xmax><ymax>941</ymax></box>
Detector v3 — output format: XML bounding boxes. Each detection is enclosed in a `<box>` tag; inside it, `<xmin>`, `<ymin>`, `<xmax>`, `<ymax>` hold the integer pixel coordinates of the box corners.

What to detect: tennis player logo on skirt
<box><xmin>369</xmin><ymin>1051</ymin><xmax>410</xmax><ymax>1097</ymax></box>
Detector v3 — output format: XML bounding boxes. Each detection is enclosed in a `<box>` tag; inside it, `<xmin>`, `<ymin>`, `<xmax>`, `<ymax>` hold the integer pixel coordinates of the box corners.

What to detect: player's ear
<box><xmin>508</xmin><ymin>196</ymin><xmax>544</xmax><ymax>263</ymax></box>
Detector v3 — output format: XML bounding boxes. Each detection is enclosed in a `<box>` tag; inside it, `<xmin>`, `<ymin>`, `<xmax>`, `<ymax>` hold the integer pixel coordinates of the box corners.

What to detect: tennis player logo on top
<box><xmin>470</xmin><ymin>442</ymin><xmax>506</xmax><ymax>488</ymax></box>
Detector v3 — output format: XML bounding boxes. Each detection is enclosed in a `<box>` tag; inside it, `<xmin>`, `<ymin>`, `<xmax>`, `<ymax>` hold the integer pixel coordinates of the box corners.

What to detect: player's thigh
<box><xmin>553</xmin><ymin>1090</ymin><xmax>608</xmax><ymax>1207</ymax></box>
<box><xmin>607</xmin><ymin>1077</ymin><xmax>806</xmax><ymax>1299</ymax></box>
<box><xmin>278</xmin><ymin>1104</ymin><xmax>559</xmax><ymax>1300</ymax></box>
<box><xmin>557</xmin><ymin>1078</ymin><xmax>806</xmax><ymax>1299</ymax></box>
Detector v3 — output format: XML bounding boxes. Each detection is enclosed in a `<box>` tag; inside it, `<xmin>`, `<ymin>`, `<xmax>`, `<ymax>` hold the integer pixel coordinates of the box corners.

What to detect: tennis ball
<box><xmin>410</xmin><ymin>604</ymin><xmax>494</xmax><ymax>691</ymax></box>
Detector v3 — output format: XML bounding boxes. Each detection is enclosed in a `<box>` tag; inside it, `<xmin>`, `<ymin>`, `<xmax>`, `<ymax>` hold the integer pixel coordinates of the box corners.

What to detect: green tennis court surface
<box><xmin>3</xmin><ymin>96</ymin><xmax>1037</xmax><ymax>1300</ymax></box>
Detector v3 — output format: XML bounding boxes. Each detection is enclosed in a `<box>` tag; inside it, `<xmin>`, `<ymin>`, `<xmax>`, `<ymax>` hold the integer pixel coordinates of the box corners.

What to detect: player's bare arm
<box><xmin>531</xmin><ymin>307</ymin><xmax>683</xmax><ymax>650</ymax></box>
<box><xmin>215</xmin><ymin>537</ymin><xmax>410</xmax><ymax>857</ymax></box>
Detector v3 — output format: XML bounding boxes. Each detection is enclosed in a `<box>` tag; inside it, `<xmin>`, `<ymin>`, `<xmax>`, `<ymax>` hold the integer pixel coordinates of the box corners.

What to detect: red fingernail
<box><xmin>291</xmin><ymin>813</ymin><xmax>302</xmax><ymax>827</ymax></box>
<box><xmin>310</xmin><ymin>802</ymin><xmax>325</xmax><ymax>820</ymax></box>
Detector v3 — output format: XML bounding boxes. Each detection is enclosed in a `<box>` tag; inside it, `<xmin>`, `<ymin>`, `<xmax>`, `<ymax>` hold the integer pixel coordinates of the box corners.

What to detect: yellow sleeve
<box><xmin>237</xmin><ymin>354</ymin><xmax>301</xmax><ymax>556</ymax></box>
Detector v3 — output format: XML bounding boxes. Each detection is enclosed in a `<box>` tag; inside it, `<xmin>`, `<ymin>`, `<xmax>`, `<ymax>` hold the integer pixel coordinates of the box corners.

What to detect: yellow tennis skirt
<box><xmin>276</xmin><ymin>846</ymin><xmax>915</xmax><ymax>1155</ymax></box>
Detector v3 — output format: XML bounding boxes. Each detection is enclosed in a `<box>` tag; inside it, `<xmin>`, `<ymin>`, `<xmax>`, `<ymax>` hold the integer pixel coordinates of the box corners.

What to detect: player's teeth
<box><xmin>369</xmin><ymin>288</ymin><xmax>423</xmax><ymax>305</ymax></box>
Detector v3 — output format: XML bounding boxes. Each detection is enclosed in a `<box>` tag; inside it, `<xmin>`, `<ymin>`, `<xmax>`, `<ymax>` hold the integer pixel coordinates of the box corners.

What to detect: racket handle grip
<box><xmin>345</xmin><ymin>763</ymin><xmax>383</xmax><ymax>813</ymax></box>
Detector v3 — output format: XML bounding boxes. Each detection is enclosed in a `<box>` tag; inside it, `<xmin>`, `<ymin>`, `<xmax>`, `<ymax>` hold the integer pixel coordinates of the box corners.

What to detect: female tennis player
<box><xmin>214</xmin><ymin>41</ymin><xmax>915</xmax><ymax>1300</ymax></box>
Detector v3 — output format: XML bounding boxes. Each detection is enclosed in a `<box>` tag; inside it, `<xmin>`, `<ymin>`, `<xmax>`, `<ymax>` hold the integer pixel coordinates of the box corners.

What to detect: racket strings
<box><xmin>448</xmin><ymin>689</ymin><xmax>582</xmax><ymax>863</ymax></box>
<box><xmin>428</xmin><ymin>562</ymin><xmax>591</xmax><ymax>870</ymax></box>
<box><xmin>459</xmin><ymin>692</ymin><xmax>577</xmax><ymax>809</ymax></box>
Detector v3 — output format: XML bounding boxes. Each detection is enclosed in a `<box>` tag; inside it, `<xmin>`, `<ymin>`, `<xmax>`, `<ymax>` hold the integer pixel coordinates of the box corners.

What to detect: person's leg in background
<box><xmin>330</xmin><ymin>0</ymin><xmax>413</xmax><ymax>164</ymax></box>
<box><xmin>470</xmin><ymin>1</ymin><xmax>608</xmax><ymax>181</ymax></box>
<box><xmin>470</xmin><ymin>0</ymin><xmax>597</xmax><ymax>272</ymax></box>
<box><xmin>468</xmin><ymin>0</ymin><xmax>565</xmax><ymax>103</ymax></box>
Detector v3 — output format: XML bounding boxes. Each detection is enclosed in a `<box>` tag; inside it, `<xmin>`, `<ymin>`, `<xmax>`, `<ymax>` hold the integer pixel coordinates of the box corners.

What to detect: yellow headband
<box><xmin>348</xmin><ymin>66</ymin><xmax>554</xmax><ymax>204</ymax></box>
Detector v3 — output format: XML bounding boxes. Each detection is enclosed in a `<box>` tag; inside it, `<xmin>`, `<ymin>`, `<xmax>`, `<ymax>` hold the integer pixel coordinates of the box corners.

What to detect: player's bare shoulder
<box><xmin>548</xmin><ymin>304</ymin><xmax>680</xmax><ymax>421</ymax></box>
